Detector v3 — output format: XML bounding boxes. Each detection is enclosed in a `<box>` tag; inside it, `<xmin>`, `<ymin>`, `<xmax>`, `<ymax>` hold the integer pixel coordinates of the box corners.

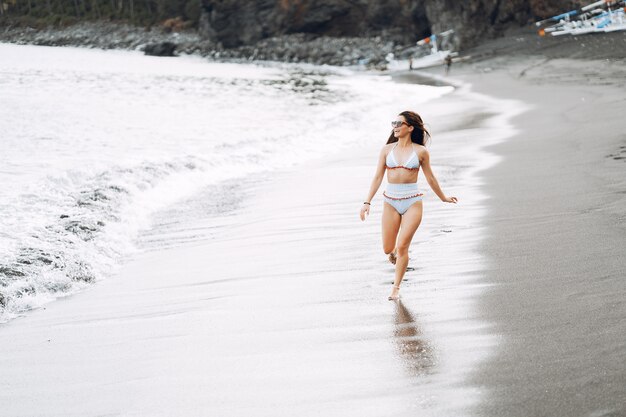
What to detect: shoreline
<box><xmin>4</xmin><ymin>21</ymin><xmax>623</xmax><ymax>70</ymax></box>
<box><xmin>0</xmin><ymin>21</ymin><xmax>409</xmax><ymax>68</ymax></box>
<box><xmin>385</xmin><ymin>45</ymin><xmax>626</xmax><ymax>415</ymax></box>
<box><xmin>425</xmin><ymin>54</ymin><xmax>626</xmax><ymax>416</ymax></box>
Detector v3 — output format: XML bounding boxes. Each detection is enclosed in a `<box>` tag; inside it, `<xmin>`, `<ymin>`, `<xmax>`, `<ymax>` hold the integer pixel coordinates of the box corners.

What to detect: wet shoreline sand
<box><xmin>0</xmin><ymin>142</ymin><xmax>496</xmax><ymax>416</ymax></box>
<box><xmin>420</xmin><ymin>51</ymin><xmax>626</xmax><ymax>416</ymax></box>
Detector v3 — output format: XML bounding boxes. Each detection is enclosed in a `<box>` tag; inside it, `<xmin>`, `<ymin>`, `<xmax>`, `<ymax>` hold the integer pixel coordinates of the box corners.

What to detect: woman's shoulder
<box><xmin>380</xmin><ymin>143</ymin><xmax>395</xmax><ymax>153</ymax></box>
<box><xmin>414</xmin><ymin>144</ymin><xmax>429</xmax><ymax>158</ymax></box>
<box><xmin>413</xmin><ymin>143</ymin><xmax>427</xmax><ymax>152</ymax></box>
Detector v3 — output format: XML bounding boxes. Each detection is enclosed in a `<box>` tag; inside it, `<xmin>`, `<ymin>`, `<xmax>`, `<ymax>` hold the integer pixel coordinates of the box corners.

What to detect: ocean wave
<box><xmin>0</xmin><ymin>157</ymin><xmax>201</xmax><ymax>322</ymax></box>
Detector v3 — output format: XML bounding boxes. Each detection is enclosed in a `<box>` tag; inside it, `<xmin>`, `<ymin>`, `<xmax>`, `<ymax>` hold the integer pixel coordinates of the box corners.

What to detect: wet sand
<box><xmin>418</xmin><ymin>47</ymin><xmax>626</xmax><ymax>415</ymax></box>
<box><xmin>0</xmin><ymin>149</ymin><xmax>490</xmax><ymax>416</ymax></box>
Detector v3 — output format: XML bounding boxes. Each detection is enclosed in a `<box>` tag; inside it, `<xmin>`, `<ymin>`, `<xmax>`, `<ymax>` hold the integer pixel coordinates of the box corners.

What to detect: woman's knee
<box><xmin>396</xmin><ymin>242</ymin><xmax>410</xmax><ymax>256</ymax></box>
<box><xmin>383</xmin><ymin>243</ymin><xmax>395</xmax><ymax>255</ymax></box>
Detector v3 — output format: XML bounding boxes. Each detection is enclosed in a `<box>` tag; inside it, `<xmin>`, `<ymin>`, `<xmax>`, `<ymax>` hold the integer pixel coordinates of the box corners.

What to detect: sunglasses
<box><xmin>391</xmin><ymin>121</ymin><xmax>410</xmax><ymax>128</ymax></box>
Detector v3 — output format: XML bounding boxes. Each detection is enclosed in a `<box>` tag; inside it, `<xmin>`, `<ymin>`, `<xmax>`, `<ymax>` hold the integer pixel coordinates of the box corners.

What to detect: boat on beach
<box><xmin>536</xmin><ymin>0</ymin><xmax>626</xmax><ymax>36</ymax></box>
<box><xmin>387</xmin><ymin>29</ymin><xmax>457</xmax><ymax>71</ymax></box>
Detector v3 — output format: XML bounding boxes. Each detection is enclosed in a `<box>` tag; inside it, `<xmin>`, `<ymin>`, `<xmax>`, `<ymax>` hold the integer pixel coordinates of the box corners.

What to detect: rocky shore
<box><xmin>0</xmin><ymin>21</ymin><xmax>426</xmax><ymax>68</ymax></box>
<box><xmin>0</xmin><ymin>22</ymin><xmax>209</xmax><ymax>53</ymax></box>
<box><xmin>2</xmin><ymin>19</ymin><xmax>625</xmax><ymax>69</ymax></box>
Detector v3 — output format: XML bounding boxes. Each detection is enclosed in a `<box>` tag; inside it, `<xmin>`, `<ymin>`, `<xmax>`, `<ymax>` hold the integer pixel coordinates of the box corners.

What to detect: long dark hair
<box><xmin>386</xmin><ymin>111</ymin><xmax>430</xmax><ymax>145</ymax></box>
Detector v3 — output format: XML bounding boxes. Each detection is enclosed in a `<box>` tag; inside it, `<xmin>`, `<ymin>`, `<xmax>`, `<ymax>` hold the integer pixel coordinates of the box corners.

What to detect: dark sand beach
<box><xmin>1</xmin><ymin>31</ymin><xmax>625</xmax><ymax>416</ymax></box>
<box><xmin>477</xmin><ymin>70</ymin><xmax>626</xmax><ymax>417</ymax></box>
<box><xmin>421</xmin><ymin>32</ymin><xmax>626</xmax><ymax>417</ymax></box>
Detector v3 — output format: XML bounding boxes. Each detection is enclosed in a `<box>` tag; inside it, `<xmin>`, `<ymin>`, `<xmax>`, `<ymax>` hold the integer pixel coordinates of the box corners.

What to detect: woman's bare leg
<box><xmin>389</xmin><ymin>201</ymin><xmax>423</xmax><ymax>300</ymax></box>
<box><xmin>382</xmin><ymin>202</ymin><xmax>401</xmax><ymax>260</ymax></box>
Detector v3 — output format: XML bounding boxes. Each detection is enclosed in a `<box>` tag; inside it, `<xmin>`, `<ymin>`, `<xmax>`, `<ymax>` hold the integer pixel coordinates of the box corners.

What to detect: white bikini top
<box><xmin>386</xmin><ymin>143</ymin><xmax>420</xmax><ymax>171</ymax></box>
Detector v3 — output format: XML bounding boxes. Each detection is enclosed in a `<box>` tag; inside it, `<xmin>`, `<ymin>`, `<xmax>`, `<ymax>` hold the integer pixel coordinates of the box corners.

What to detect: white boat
<box><xmin>387</xmin><ymin>50</ymin><xmax>453</xmax><ymax>71</ymax></box>
<box><xmin>537</xmin><ymin>0</ymin><xmax>626</xmax><ymax>36</ymax></box>
<box><xmin>386</xmin><ymin>30</ymin><xmax>456</xmax><ymax>71</ymax></box>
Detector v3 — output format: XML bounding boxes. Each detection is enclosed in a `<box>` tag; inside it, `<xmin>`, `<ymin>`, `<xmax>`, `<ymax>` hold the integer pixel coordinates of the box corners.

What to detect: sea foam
<box><xmin>0</xmin><ymin>43</ymin><xmax>451</xmax><ymax>322</ymax></box>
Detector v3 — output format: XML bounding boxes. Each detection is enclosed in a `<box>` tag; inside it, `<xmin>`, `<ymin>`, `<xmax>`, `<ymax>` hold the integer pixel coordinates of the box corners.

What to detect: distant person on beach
<box><xmin>359</xmin><ymin>111</ymin><xmax>457</xmax><ymax>300</ymax></box>
<box><xmin>444</xmin><ymin>55</ymin><xmax>452</xmax><ymax>75</ymax></box>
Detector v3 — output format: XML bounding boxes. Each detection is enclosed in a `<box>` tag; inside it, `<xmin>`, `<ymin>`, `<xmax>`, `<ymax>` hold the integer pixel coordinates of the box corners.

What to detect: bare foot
<box><xmin>388</xmin><ymin>249</ymin><xmax>397</xmax><ymax>265</ymax></box>
<box><xmin>388</xmin><ymin>285</ymin><xmax>400</xmax><ymax>301</ymax></box>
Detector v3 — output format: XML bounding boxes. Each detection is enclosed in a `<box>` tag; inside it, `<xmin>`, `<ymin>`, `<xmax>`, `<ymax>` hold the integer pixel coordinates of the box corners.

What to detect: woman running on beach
<box><xmin>360</xmin><ymin>111</ymin><xmax>457</xmax><ymax>301</ymax></box>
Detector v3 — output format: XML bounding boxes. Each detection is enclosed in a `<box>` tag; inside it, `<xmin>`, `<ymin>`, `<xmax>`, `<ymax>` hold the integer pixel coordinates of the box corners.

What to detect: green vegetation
<box><xmin>0</xmin><ymin>0</ymin><xmax>202</xmax><ymax>27</ymax></box>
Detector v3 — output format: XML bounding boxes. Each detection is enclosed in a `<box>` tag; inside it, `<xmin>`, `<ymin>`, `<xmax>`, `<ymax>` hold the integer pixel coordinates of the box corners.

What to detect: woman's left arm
<box><xmin>420</xmin><ymin>148</ymin><xmax>458</xmax><ymax>204</ymax></box>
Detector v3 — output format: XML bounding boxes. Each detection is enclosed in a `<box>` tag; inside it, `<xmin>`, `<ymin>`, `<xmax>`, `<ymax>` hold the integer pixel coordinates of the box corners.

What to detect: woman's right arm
<box><xmin>360</xmin><ymin>146</ymin><xmax>388</xmax><ymax>221</ymax></box>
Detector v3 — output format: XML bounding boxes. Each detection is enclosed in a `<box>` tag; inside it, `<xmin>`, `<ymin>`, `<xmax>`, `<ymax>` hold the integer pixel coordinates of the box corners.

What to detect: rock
<box><xmin>0</xmin><ymin>266</ymin><xmax>25</xmax><ymax>277</ymax></box>
<box><xmin>143</xmin><ymin>41</ymin><xmax>178</xmax><ymax>56</ymax></box>
<box><xmin>199</xmin><ymin>0</ymin><xmax>429</xmax><ymax>47</ymax></box>
<box><xmin>198</xmin><ymin>0</ymin><xmax>582</xmax><ymax>50</ymax></box>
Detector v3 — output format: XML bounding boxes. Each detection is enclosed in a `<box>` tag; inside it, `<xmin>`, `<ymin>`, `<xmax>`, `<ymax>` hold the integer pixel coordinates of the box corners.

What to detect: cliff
<box><xmin>199</xmin><ymin>0</ymin><xmax>584</xmax><ymax>49</ymax></box>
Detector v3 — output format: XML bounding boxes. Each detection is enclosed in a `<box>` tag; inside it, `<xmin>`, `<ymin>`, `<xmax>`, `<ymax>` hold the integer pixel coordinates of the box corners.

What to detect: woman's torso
<box><xmin>386</xmin><ymin>142</ymin><xmax>420</xmax><ymax>184</ymax></box>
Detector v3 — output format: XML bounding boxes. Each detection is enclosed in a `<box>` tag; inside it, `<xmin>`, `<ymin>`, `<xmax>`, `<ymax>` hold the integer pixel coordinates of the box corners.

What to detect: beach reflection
<box><xmin>393</xmin><ymin>300</ymin><xmax>435</xmax><ymax>376</ymax></box>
